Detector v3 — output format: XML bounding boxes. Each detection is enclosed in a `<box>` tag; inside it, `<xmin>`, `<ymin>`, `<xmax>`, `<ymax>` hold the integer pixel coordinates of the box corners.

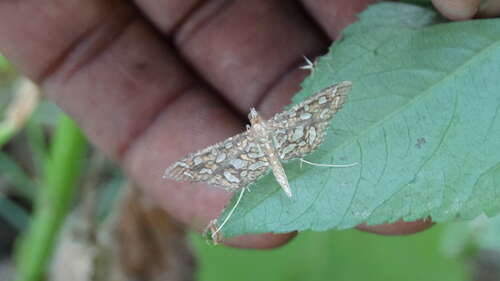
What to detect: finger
<box><xmin>356</xmin><ymin>219</ymin><xmax>434</xmax><ymax>235</ymax></box>
<box><xmin>477</xmin><ymin>0</ymin><xmax>500</xmax><ymax>17</ymax></box>
<box><xmin>131</xmin><ymin>0</ymin><xmax>202</xmax><ymax>34</ymax></box>
<box><xmin>135</xmin><ymin>0</ymin><xmax>329</xmax><ymax>113</ymax></box>
<box><xmin>0</xmin><ymin>1</ymin><xmax>133</xmax><ymax>82</ymax></box>
<box><xmin>300</xmin><ymin>0</ymin><xmax>377</xmax><ymax>39</ymax></box>
<box><xmin>223</xmin><ymin>232</ymin><xmax>297</xmax><ymax>249</ymax></box>
<box><xmin>432</xmin><ymin>0</ymin><xmax>481</xmax><ymax>20</ymax></box>
<box><xmin>0</xmin><ymin>0</ymin><xmax>291</xmax><ymax>248</ymax></box>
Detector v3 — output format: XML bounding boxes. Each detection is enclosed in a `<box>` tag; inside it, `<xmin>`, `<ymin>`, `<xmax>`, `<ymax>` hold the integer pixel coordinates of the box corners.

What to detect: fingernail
<box><xmin>433</xmin><ymin>0</ymin><xmax>481</xmax><ymax>20</ymax></box>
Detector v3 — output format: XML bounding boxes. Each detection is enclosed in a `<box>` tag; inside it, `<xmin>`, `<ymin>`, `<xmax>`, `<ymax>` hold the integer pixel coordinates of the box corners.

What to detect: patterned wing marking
<box><xmin>268</xmin><ymin>81</ymin><xmax>352</xmax><ymax>160</ymax></box>
<box><xmin>164</xmin><ymin>131</ymin><xmax>270</xmax><ymax>192</ymax></box>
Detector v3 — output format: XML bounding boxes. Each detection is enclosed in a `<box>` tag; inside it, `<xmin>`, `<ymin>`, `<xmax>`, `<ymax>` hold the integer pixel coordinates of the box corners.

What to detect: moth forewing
<box><xmin>269</xmin><ymin>81</ymin><xmax>351</xmax><ymax>161</ymax></box>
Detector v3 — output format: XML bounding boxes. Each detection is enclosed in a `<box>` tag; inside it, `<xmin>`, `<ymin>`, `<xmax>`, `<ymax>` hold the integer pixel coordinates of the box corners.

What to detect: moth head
<box><xmin>249</xmin><ymin>108</ymin><xmax>258</xmax><ymax>119</ymax></box>
<box><xmin>248</xmin><ymin>108</ymin><xmax>263</xmax><ymax>125</ymax></box>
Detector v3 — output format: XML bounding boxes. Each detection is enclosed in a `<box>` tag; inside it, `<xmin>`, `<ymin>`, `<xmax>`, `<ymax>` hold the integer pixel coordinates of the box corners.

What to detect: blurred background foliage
<box><xmin>0</xmin><ymin>45</ymin><xmax>499</xmax><ymax>281</ymax></box>
<box><xmin>195</xmin><ymin>226</ymin><xmax>467</xmax><ymax>281</ymax></box>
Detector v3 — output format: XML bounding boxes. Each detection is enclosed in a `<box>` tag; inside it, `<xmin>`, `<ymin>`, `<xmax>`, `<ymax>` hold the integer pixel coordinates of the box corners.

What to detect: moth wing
<box><xmin>164</xmin><ymin>131</ymin><xmax>270</xmax><ymax>192</ymax></box>
<box><xmin>268</xmin><ymin>81</ymin><xmax>351</xmax><ymax>160</ymax></box>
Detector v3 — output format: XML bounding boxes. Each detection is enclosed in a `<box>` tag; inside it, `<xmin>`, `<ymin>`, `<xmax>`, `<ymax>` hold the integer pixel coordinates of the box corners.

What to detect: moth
<box><xmin>164</xmin><ymin>81</ymin><xmax>352</xmax><ymax>197</ymax></box>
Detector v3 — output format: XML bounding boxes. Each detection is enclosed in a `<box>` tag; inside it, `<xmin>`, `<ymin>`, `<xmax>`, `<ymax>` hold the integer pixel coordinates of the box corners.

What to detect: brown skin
<box><xmin>432</xmin><ymin>0</ymin><xmax>500</xmax><ymax>19</ymax></box>
<box><xmin>0</xmin><ymin>0</ymin><xmax>496</xmax><ymax>249</ymax></box>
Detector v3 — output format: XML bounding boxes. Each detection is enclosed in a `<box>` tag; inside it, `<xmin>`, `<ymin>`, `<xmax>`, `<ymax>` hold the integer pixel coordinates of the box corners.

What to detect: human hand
<box><xmin>0</xmin><ymin>0</ymin><xmax>495</xmax><ymax>249</ymax></box>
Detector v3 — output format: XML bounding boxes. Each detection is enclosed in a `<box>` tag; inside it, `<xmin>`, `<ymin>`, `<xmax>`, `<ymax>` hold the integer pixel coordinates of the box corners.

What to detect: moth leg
<box><xmin>208</xmin><ymin>187</ymin><xmax>247</xmax><ymax>243</ymax></box>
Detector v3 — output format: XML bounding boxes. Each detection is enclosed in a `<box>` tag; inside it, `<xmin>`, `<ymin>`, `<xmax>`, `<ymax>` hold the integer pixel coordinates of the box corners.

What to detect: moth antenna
<box><xmin>211</xmin><ymin>187</ymin><xmax>246</xmax><ymax>241</ymax></box>
<box><xmin>299</xmin><ymin>158</ymin><xmax>358</xmax><ymax>168</ymax></box>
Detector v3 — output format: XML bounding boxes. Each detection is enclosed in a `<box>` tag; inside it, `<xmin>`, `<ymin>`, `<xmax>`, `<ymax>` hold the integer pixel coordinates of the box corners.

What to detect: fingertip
<box><xmin>476</xmin><ymin>0</ymin><xmax>500</xmax><ymax>17</ymax></box>
<box><xmin>221</xmin><ymin>232</ymin><xmax>297</xmax><ymax>249</ymax></box>
<box><xmin>356</xmin><ymin>218</ymin><xmax>434</xmax><ymax>235</ymax></box>
<box><xmin>432</xmin><ymin>0</ymin><xmax>481</xmax><ymax>20</ymax></box>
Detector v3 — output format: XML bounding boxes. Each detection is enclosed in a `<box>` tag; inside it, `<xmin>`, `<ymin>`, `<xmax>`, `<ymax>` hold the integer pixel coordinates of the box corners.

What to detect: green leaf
<box><xmin>220</xmin><ymin>2</ymin><xmax>500</xmax><ymax>238</ymax></box>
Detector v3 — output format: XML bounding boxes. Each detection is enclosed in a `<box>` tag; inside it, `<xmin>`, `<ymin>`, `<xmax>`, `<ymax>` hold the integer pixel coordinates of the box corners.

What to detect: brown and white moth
<box><xmin>163</xmin><ymin>81</ymin><xmax>353</xmax><ymax>197</ymax></box>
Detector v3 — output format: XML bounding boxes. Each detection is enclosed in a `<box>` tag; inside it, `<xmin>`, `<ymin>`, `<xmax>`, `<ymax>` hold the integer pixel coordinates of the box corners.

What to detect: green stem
<box><xmin>15</xmin><ymin>115</ymin><xmax>86</xmax><ymax>281</ymax></box>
